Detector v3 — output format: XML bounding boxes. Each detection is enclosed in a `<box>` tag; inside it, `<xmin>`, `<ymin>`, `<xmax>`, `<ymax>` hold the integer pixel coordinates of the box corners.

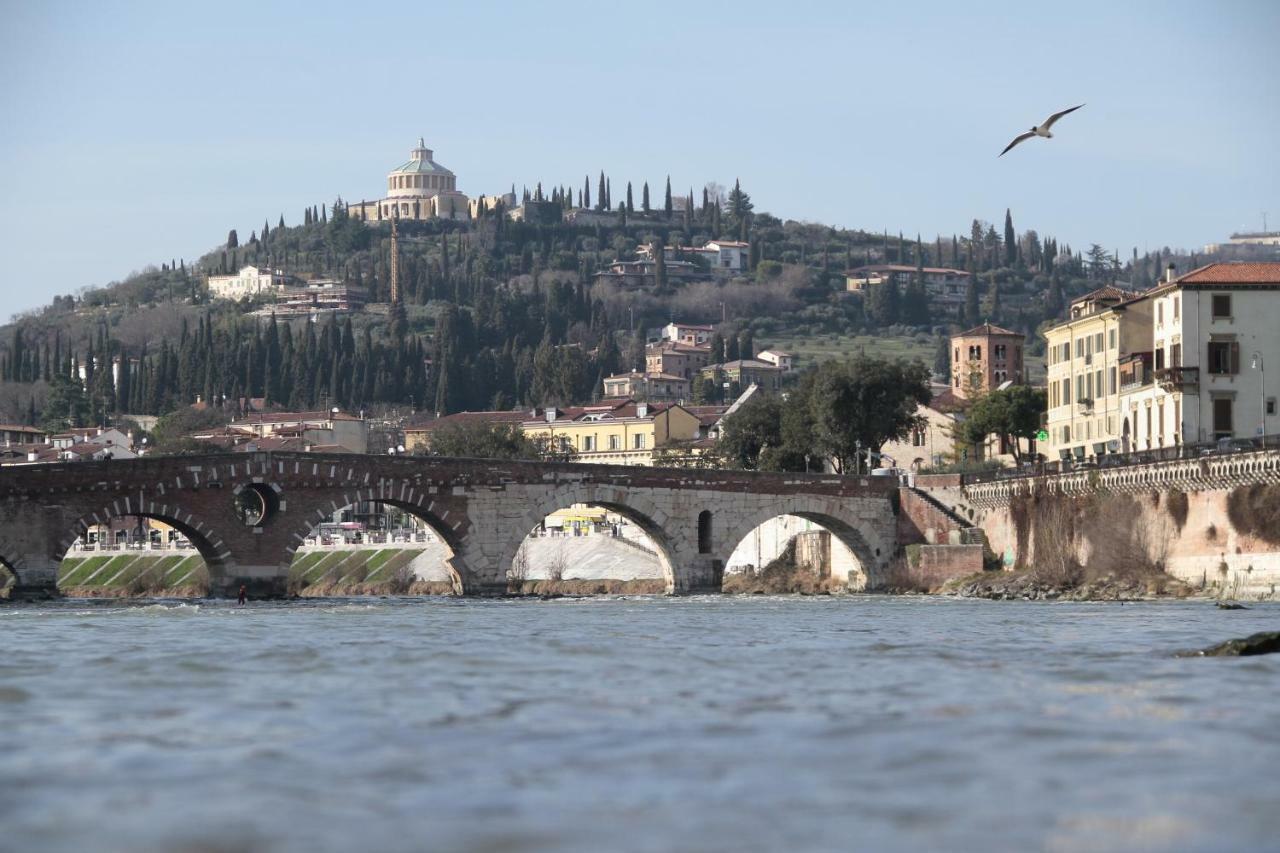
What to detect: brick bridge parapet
<box><xmin>0</xmin><ymin>452</ymin><xmax>899</xmax><ymax>599</ymax></box>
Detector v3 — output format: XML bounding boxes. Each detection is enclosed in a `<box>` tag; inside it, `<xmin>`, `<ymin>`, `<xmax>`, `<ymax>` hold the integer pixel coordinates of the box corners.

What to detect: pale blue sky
<box><xmin>2</xmin><ymin>0</ymin><xmax>1277</xmax><ymax>318</ymax></box>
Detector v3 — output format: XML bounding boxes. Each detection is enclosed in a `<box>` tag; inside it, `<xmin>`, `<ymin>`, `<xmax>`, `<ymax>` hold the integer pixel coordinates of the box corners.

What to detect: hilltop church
<box><xmin>346</xmin><ymin>138</ymin><xmax>471</xmax><ymax>223</ymax></box>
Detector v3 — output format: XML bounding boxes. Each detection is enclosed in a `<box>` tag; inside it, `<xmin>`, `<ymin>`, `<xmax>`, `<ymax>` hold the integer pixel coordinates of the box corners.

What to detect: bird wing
<box><xmin>1042</xmin><ymin>103</ymin><xmax>1085</xmax><ymax>129</ymax></box>
<box><xmin>999</xmin><ymin>131</ymin><xmax>1037</xmax><ymax>157</ymax></box>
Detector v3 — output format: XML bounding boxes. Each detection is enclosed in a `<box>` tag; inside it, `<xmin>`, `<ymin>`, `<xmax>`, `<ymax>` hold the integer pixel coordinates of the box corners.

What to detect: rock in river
<box><xmin>1188</xmin><ymin>631</ymin><xmax>1280</xmax><ymax>657</ymax></box>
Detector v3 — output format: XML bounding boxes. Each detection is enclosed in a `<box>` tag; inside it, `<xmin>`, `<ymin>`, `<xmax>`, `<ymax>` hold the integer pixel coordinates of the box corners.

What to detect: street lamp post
<box><xmin>1252</xmin><ymin>352</ymin><xmax>1265</xmax><ymax>438</ymax></box>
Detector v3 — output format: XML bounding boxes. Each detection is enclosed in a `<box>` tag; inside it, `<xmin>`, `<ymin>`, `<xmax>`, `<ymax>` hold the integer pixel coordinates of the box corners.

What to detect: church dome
<box><xmin>387</xmin><ymin>138</ymin><xmax>457</xmax><ymax>198</ymax></box>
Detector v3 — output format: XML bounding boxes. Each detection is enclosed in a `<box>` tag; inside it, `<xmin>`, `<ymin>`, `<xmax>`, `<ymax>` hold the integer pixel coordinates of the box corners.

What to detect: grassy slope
<box><xmin>772</xmin><ymin>329</ymin><xmax>1045</xmax><ymax>383</ymax></box>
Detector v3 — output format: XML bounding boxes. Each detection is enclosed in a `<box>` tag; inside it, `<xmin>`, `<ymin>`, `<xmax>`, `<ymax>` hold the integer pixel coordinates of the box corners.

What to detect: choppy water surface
<box><xmin>2</xmin><ymin>596</ymin><xmax>1278</xmax><ymax>853</ymax></box>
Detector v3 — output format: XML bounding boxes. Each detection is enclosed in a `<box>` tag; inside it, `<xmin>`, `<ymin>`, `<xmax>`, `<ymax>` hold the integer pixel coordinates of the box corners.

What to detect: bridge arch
<box><xmin>715</xmin><ymin>496</ymin><xmax>883</xmax><ymax>591</ymax></box>
<box><xmin>68</xmin><ymin>507</ymin><xmax>227</xmax><ymax>563</ymax></box>
<box><xmin>54</xmin><ymin>503</ymin><xmax>231</xmax><ymax>595</ymax></box>
<box><xmin>499</xmin><ymin>484</ymin><xmax>679</xmax><ymax>593</ymax></box>
<box><xmin>278</xmin><ymin>487</ymin><xmax>470</xmax><ymax>595</ymax></box>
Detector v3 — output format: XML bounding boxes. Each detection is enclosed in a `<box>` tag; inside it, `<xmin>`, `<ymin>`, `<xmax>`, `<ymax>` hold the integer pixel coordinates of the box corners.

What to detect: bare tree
<box><xmin>545</xmin><ymin>542</ymin><xmax>568</xmax><ymax>582</ymax></box>
<box><xmin>1030</xmin><ymin>495</ymin><xmax>1083</xmax><ymax>587</ymax></box>
<box><xmin>388</xmin><ymin>563</ymin><xmax>415</xmax><ymax>595</ymax></box>
<box><xmin>509</xmin><ymin>542</ymin><xmax>530</xmax><ymax>592</ymax></box>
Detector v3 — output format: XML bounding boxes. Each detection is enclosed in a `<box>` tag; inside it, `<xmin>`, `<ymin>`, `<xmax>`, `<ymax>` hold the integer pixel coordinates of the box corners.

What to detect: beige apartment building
<box><xmin>1120</xmin><ymin>263</ymin><xmax>1280</xmax><ymax>449</ymax></box>
<box><xmin>1043</xmin><ymin>286</ymin><xmax>1147</xmax><ymax>461</ymax></box>
<box><xmin>699</xmin><ymin>359</ymin><xmax>783</xmax><ymax>393</ymax></box>
<box><xmin>646</xmin><ymin>340</ymin><xmax>712</xmax><ymax>379</ymax></box>
<box><xmin>1043</xmin><ymin>263</ymin><xmax>1280</xmax><ymax>461</ymax></box>
<box><xmin>601</xmin><ymin>371</ymin><xmax>691</xmax><ymax>403</ymax></box>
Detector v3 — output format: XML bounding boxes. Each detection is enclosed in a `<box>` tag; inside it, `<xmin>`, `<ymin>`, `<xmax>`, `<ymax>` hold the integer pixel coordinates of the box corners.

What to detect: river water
<box><xmin>2</xmin><ymin>596</ymin><xmax>1278</xmax><ymax>853</ymax></box>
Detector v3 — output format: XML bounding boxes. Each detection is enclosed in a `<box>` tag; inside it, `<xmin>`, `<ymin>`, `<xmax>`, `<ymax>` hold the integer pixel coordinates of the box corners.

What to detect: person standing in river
<box><xmin>237</xmin><ymin>585</ymin><xmax>247</xmax><ymax>605</ymax></box>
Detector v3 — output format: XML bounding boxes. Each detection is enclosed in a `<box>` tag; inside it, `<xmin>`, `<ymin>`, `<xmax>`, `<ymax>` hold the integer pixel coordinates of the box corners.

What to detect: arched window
<box><xmin>697</xmin><ymin>510</ymin><xmax>713</xmax><ymax>554</ymax></box>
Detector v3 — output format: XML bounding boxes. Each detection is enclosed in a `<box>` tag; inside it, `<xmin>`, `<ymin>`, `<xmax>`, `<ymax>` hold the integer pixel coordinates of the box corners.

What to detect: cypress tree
<box><xmin>1045</xmin><ymin>273</ymin><xmax>1064</xmax><ymax>318</ymax></box>
<box><xmin>1004</xmin><ymin>208</ymin><xmax>1017</xmax><ymax>267</ymax></box>
<box><xmin>641</xmin><ymin>182</ymin><xmax>650</xmax><ymax>213</ymax></box>
<box><xmin>964</xmin><ymin>276</ymin><xmax>980</xmax><ymax>325</ymax></box>
<box><xmin>902</xmin><ymin>271</ymin><xmax>930</xmax><ymax>326</ymax></box>
<box><xmin>867</xmin><ymin>277</ymin><xmax>901</xmax><ymax>326</ymax></box>
<box><xmin>664</xmin><ymin>176</ymin><xmax>673</xmax><ymax>218</ymax></box>
<box><xmin>625</xmin><ymin>181</ymin><xmax>634</xmax><ymax>214</ymax></box>
<box><xmin>653</xmin><ymin>237</ymin><xmax>666</xmax><ymax>289</ymax></box>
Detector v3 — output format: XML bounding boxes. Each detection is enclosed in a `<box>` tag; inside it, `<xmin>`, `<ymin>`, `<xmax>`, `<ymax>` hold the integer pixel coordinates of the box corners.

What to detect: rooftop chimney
<box><xmin>1165</xmin><ymin>263</ymin><xmax>1176</xmax><ymax>284</ymax></box>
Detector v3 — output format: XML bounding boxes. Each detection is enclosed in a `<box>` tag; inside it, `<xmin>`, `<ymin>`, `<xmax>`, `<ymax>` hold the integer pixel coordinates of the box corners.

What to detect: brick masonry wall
<box><xmin>908</xmin><ymin>544</ymin><xmax>984</xmax><ymax>587</ymax></box>
<box><xmin>897</xmin><ymin>488</ymin><xmax>967</xmax><ymax>546</ymax></box>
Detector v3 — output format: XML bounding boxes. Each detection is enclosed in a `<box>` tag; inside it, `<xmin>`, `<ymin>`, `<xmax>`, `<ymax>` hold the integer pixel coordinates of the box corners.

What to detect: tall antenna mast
<box><xmin>389</xmin><ymin>212</ymin><xmax>400</xmax><ymax>306</ymax></box>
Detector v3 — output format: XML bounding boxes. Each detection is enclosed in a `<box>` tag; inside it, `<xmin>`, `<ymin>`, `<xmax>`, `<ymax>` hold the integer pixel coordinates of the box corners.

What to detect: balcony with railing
<box><xmin>1118</xmin><ymin>352</ymin><xmax>1153</xmax><ymax>390</ymax></box>
<box><xmin>1155</xmin><ymin>366</ymin><xmax>1199</xmax><ymax>393</ymax></box>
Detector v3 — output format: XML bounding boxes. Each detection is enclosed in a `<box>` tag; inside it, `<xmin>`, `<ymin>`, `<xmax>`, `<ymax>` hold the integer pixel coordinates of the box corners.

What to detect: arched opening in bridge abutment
<box><xmin>717</xmin><ymin>504</ymin><xmax>882</xmax><ymax>594</ymax></box>
<box><xmin>500</xmin><ymin>489</ymin><xmax>678</xmax><ymax>596</ymax></box>
<box><xmin>282</xmin><ymin>498</ymin><xmax>465</xmax><ymax>597</ymax></box>
<box><xmin>54</xmin><ymin>510</ymin><xmax>228</xmax><ymax>598</ymax></box>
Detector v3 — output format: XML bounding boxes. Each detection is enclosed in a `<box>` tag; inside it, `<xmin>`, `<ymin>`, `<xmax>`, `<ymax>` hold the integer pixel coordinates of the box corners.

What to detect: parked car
<box><xmin>1212</xmin><ymin>437</ymin><xmax>1256</xmax><ymax>455</ymax></box>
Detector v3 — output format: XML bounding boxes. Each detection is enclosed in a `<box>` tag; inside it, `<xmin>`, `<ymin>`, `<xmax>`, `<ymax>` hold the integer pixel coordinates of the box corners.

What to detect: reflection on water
<box><xmin>2</xmin><ymin>596</ymin><xmax>1279</xmax><ymax>852</ymax></box>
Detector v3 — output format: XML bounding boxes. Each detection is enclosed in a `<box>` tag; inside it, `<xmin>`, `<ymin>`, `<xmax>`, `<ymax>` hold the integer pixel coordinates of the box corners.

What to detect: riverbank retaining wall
<box><xmin>934</xmin><ymin>483</ymin><xmax>1280</xmax><ymax>599</ymax></box>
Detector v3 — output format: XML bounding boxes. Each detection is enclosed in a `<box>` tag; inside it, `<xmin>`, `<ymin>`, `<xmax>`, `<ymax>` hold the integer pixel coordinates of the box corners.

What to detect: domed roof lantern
<box><xmin>411</xmin><ymin>137</ymin><xmax>433</xmax><ymax>161</ymax></box>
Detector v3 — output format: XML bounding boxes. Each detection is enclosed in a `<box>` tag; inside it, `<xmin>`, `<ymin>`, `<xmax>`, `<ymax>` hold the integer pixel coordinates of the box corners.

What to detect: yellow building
<box><xmin>1042</xmin><ymin>286</ymin><xmax>1150</xmax><ymax>461</ymax></box>
<box><xmin>404</xmin><ymin>400</ymin><xmax>702</xmax><ymax>466</ymax></box>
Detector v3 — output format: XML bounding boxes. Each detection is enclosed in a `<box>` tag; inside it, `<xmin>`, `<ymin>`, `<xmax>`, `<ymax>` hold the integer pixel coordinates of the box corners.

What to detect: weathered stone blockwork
<box><xmin>0</xmin><ymin>453</ymin><xmax>899</xmax><ymax>599</ymax></box>
<box><xmin>934</xmin><ymin>449</ymin><xmax>1280</xmax><ymax>598</ymax></box>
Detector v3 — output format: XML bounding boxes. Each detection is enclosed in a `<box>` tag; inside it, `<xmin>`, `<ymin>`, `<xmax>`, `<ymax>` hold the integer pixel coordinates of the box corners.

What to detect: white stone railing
<box><xmin>68</xmin><ymin>528</ymin><xmax>441</xmax><ymax>554</ymax></box>
<box><xmin>962</xmin><ymin>448</ymin><xmax>1280</xmax><ymax>509</ymax></box>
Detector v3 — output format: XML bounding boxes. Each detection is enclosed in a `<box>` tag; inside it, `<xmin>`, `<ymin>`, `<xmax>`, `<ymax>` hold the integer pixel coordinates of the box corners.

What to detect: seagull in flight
<box><xmin>999</xmin><ymin>104</ymin><xmax>1085</xmax><ymax>156</ymax></box>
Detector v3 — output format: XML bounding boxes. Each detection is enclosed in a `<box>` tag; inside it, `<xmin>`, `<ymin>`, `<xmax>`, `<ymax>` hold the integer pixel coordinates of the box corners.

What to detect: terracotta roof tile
<box><xmin>957</xmin><ymin>323</ymin><xmax>1023</xmax><ymax>338</ymax></box>
<box><xmin>405</xmin><ymin>410</ymin><xmax>528</xmax><ymax>432</ymax></box>
<box><xmin>1175</xmin><ymin>262</ymin><xmax>1280</xmax><ymax>284</ymax></box>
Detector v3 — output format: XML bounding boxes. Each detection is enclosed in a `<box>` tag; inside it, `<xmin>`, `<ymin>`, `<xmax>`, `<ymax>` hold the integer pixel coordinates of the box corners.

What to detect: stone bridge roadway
<box><xmin>0</xmin><ymin>452</ymin><xmax>901</xmax><ymax>599</ymax></box>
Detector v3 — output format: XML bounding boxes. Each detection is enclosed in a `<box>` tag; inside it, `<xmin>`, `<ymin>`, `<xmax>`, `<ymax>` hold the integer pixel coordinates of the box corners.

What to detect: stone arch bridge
<box><xmin>0</xmin><ymin>452</ymin><xmax>927</xmax><ymax>599</ymax></box>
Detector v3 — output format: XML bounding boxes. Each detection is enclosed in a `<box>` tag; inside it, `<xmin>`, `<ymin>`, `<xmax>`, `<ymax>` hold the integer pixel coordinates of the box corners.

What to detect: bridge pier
<box><xmin>208</xmin><ymin>565</ymin><xmax>292</xmax><ymax>600</ymax></box>
<box><xmin>6</xmin><ymin>564</ymin><xmax>60</xmax><ymax>601</ymax></box>
<box><xmin>672</xmin><ymin>556</ymin><xmax>724</xmax><ymax>594</ymax></box>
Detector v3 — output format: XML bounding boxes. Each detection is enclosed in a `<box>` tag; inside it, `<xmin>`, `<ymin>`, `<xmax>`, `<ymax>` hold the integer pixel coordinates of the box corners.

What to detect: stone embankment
<box><xmin>943</xmin><ymin>569</ymin><xmax>1193</xmax><ymax>601</ymax></box>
